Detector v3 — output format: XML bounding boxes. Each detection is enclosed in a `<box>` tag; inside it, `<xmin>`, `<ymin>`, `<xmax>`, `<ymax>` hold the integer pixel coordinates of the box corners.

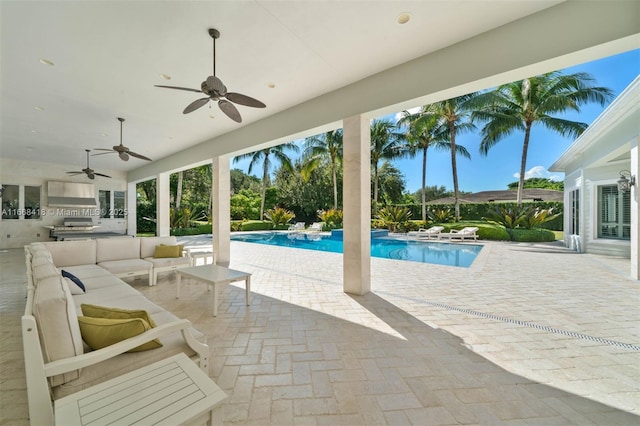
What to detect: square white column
<box><xmin>342</xmin><ymin>115</ymin><xmax>371</xmax><ymax>295</ymax></box>
<box><xmin>631</xmin><ymin>140</ymin><xmax>639</xmax><ymax>280</ymax></box>
<box><xmin>156</xmin><ymin>172</ymin><xmax>170</xmax><ymax>237</ymax></box>
<box><xmin>212</xmin><ymin>156</ymin><xmax>231</xmax><ymax>267</ymax></box>
<box><xmin>126</xmin><ymin>181</ymin><xmax>136</xmax><ymax>235</ymax></box>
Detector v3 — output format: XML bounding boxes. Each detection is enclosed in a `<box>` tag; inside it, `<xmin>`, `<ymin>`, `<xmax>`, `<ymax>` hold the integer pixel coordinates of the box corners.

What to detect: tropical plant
<box><xmin>473</xmin><ymin>71</ymin><xmax>613</xmax><ymax>204</ymax></box>
<box><xmin>377</xmin><ymin>162</ymin><xmax>406</xmax><ymax>205</ymax></box>
<box><xmin>233</xmin><ymin>142</ymin><xmax>300</xmax><ymax>220</ymax></box>
<box><xmin>482</xmin><ymin>205</ymin><xmax>526</xmax><ymax>229</ymax></box>
<box><xmin>370</xmin><ymin>119</ymin><xmax>407</xmax><ymax>215</ymax></box>
<box><xmin>397</xmin><ymin>105</ymin><xmax>467</xmax><ymax>222</ymax></box>
<box><xmin>264</xmin><ymin>207</ymin><xmax>295</xmax><ymax>226</ymax></box>
<box><xmin>317</xmin><ymin>208</ymin><xmax>343</xmax><ymax>229</ymax></box>
<box><xmin>427</xmin><ymin>208</ymin><xmax>455</xmax><ymax>224</ymax></box>
<box><xmin>230</xmin><ymin>188</ymin><xmax>261</xmax><ymax>220</ymax></box>
<box><xmin>376</xmin><ymin>205</ymin><xmax>411</xmax><ymax>232</ymax></box>
<box><xmin>170</xmin><ymin>207</ymin><xmax>205</xmax><ymax>229</ymax></box>
<box><xmin>302</xmin><ymin>129</ymin><xmax>343</xmax><ymax>210</ymax></box>
<box><xmin>518</xmin><ymin>207</ymin><xmax>561</xmax><ymax>230</ymax></box>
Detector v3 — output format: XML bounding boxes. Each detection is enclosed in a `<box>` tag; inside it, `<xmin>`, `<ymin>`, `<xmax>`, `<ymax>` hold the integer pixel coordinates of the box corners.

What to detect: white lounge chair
<box><xmin>306</xmin><ymin>222</ymin><xmax>324</xmax><ymax>233</ymax></box>
<box><xmin>288</xmin><ymin>222</ymin><xmax>306</xmax><ymax>232</ymax></box>
<box><xmin>412</xmin><ymin>226</ymin><xmax>444</xmax><ymax>240</ymax></box>
<box><xmin>439</xmin><ymin>226</ymin><xmax>479</xmax><ymax>241</ymax></box>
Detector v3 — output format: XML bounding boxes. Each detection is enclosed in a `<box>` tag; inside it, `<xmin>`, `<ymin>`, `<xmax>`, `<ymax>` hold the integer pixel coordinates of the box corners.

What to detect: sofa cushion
<box><xmin>98</xmin><ymin>259</ymin><xmax>152</xmax><ymax>275</ymax></box>
<box><xmin>144</xmin><ymin>256</ymin><xmax>191</xmax><ymax>268</ymax></box>
<box><xmin>32</xmin><ymin>275</ymin><xmax>84</xmax><ymax>386</ymax></box>
<box><xmin>81</xmin><ymin>304</ymin><xmax>157</xmax><ymax>327</ymax></box>
<box><xmin>43</xmin><ymin>240</ymin><xmax>97</xmax><ymax>267</ymax></box>
<box><xmin>31</xmin><ymin>253</ymin><xmax>54</xmax><ymax>267</ymax></box>
<box><xmin>96</xmin><ymin>238</ymin><xmax>140</xmax><ymax>263</ymax></box>
<box><xmin>153</xmin><ymin>244</ymin><xmax>181</xmax><ymax>258</ymax></box>
<box><xmin>33</xmin><ymin>263</ymin><xmax>60</xmax><ymax>281</ymax></box>
<box><xmin>61</xmin><ymin>270</ymin><xmax>86</xmax><ymax>293</ymax></box>
<box><xmin>140</xmin><ymin>236</ymin><xmax>179</xmax><ymax>258</ymax></box>
<box><xmin>60</xmin><ymin>264</ymin><xmax>113</xmax><ymax>281</ymax></box>
<box><xmin>77</xmin><ymin>316</ymin><xmax>162</xmax><ymax>352</ymax></box>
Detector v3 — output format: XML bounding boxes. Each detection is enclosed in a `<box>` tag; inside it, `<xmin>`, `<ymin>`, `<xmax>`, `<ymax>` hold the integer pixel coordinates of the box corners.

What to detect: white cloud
<box><xmin>394</xmin><ymin>106</ymin><xmax>421</xmax><ymax>123</ymax></box>
<box><xmin>513</xmin><ymin>166</ymin><xmax>563</xmax><ymax>181</ymax></box>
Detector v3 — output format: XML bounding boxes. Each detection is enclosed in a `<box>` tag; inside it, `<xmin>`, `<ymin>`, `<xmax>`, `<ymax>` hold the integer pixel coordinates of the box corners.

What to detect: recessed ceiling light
<box><xmin>267</xmin><ymin>82</ymin><xmax>276</xmax><ymax>89</ymax></box>
<box><xmin>209</xmin><ymin>115</ymin><xmax>215</xmax><ymax>119</ymax></box>
<box><xmin>27</xmin><ymin>147</ymin><xmax>35</xmax><ymax>151</ymax></box>
<box><xmin>39</xmin><ymin>58</ymin><xmax>55</xmax><ymax>66</ymax></box>
<box><xmin>30</xmin><ymin>130</ymin><xmax>38</xmax><ymax>134</ymax></box>
<box><xmin>397</xmin><ymin>12</ymin><xmax>411</xmax><ymax>24</ymax></box>
<box><xmin>100</xmin><ymin>132</ymin><xmax>108</xmax><ymax>137</ymax></box>
<box><xmin>34</xmin><ymin>106</ymin><xmax>44</xmax><ymax>111</ymax></box>
<box><xmin>160</xmin><ymin>73</ymin><xmax>172</xmax><ymax>80</ymax></box>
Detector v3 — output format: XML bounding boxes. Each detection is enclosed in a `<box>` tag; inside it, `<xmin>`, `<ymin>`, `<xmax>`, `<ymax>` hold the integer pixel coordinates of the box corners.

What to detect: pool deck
<box><xmin>1</xmin><ymin>236</ymin><xmax>638</xmax><ymax>424</ymax></box>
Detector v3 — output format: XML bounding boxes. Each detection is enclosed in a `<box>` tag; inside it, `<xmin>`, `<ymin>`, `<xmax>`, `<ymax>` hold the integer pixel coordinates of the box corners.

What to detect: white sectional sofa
<box><xmin>22</xmin><ymin>237</ymin><xmax>209</xmax><ymax>425</ymax></box>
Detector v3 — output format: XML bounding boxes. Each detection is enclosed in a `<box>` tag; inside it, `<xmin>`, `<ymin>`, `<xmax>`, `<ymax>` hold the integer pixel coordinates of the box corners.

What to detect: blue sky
<box><xmin>233</xmin><ymin>49</ymin><xmax>639</xmax><ymax>194</ymax></box>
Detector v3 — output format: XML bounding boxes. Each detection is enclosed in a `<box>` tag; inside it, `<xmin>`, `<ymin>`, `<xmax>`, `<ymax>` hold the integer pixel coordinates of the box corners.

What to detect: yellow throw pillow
<box><xmin>154</xmin><ymin>244</ymin><xmax>181</xmax><ymax>258</ymax></box>
<box><xmin>78</xmin><ymin>316</ymin><xmax>162</xmax><ymax>352</ymax></box>
<box><xmin>80</xmin><ymin>304</ymin><xmax>157</xmax><ymax>327</ymax></box>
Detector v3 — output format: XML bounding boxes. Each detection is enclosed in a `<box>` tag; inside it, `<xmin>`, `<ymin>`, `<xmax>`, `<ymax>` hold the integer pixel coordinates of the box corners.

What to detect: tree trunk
<box><xmin>517</xmin><ymin>125</ymin><xmax>532</xmax><ymax>205</ymax></box>
<box><xmin>331</xmin><ymin>160</ymin><xmax>338</xmax><ymax>210</ymax></box>
<box><xmin>260</xmin><ymin>152</ymin><xmax>270</xmax><ymax>220</ymax></box>
<box><xmin>421</xmin><ymin>146</ymin><xmax>427</xmax><ymax>223</ymax></box>
<box><xmin>176</xmin><ymin>171</ymin><xmax>183</xmax><ymax>211</ymax></box>
<box><xmin>449</xmin><ymin>123</ymin><xmax>460</xmax><ymax>222</ymax></box>
<box><xmin>373</xmin><ymin>162</ymin><xmax>379</xmax><ymax>216</ymax></box>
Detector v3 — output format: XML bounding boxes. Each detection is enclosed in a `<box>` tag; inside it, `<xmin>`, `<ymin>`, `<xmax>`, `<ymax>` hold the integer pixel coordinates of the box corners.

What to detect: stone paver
<box><xmin>1</xmin><ymin>236</ymin><xmax>638</xmax><ymax>425</ymax></box>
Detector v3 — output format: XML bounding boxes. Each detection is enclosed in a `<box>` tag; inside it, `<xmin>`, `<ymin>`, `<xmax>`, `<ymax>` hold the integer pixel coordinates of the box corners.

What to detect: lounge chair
<box><xmin>438</xmin><ymin>226</ymin><xmax>479</xmax><ymax>241</ymax></box>
<box><xmin>288</xmin><ymin>222</ymin><xmax>306</xmax><ymax>232</ymax></box>
<box><xmin>306</xmin><ymin>222</ymin><xmax>324</xmax><ymax>233</ymax></box>
<box><xmin>412</xmin><ymin>226</ymin><xmax>444</xmax><ymax>240</ymax></box>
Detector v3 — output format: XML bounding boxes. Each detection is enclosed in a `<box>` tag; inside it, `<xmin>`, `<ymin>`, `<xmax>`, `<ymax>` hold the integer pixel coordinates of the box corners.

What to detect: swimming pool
<box><xmin>231</xmin><ymin>232</ymin><xmax>482</xmax><ymax>267</ymax></box>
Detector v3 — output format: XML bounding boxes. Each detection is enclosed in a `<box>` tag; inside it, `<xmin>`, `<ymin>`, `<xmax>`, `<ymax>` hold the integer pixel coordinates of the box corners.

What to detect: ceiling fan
<box><xmin>67</xmin><ymin>150</ymin><xmax>111</xmax><ymax>180</ymax></box>
<box><xmin>155</xmin><ymin>28</ymin><xmax>266</xmax><ymax>123</ymax></box>
<box><xmin>93</xmin><ymin>117</ymin><xmax>152</xmax><ymax>161</ymax></box>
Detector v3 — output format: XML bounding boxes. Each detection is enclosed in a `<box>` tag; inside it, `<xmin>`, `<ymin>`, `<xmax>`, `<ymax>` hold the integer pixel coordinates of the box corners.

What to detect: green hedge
<box><xmin>508</xmin><ymin>228</ymin><xmax>556</xmax><ymax>242</ymax></box>
<box><xmin>240</xmin><ymin>220</ymin><xmax>274</xmax><ymax>231</ymax></box>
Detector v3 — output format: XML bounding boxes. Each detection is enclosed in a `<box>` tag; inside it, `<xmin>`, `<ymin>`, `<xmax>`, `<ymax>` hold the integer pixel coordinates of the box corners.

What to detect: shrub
<box><xmin>318</xmin><ymin>209</ymin><xmax>343</xmax><ymax>229</ymax></box>
<box><xmin>230</xmin><ymin>220</ymin><xmax>244</xmax><ymax>232</ymax></box>
<box><xmin>427</xmin><ymin>208</ymin><xmax>455</xmax><ymax>223</ymax></box>
<box><xmin>509</xmin><ymin>228</ymin><xmax>556</xmax><ymax>242</ymax></box>
<box><xmin>240</xmin><ymin>220</ymin><xmax>274</xmax><ymax>231</ymax></box>
<box><xmin>264</xmin><ymin>207</ymin><xmax>295</xmax><ymax>226</ymax></box>
<box><xmin>377</xmin><ymin>206</ymin><xmax>411</xmax><ymax>232</ymax></box>
<box><xmin>518</xmin><ymin>207</ymin><xmax>561</xmax><ymax>230</ymax></box>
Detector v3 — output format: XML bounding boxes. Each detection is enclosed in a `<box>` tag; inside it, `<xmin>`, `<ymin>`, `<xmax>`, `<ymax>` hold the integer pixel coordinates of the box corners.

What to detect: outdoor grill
<box><xmin>46</xmin><ymin>217</ymin><xmax>99</xmax><ymax>240</ymax></box>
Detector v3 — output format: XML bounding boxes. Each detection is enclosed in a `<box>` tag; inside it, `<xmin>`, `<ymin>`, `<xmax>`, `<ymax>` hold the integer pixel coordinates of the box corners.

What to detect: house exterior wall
<box><xmin>0</xmin><ymin>158</ymin><xmax>127</xmax><ymax>249</ymax></box>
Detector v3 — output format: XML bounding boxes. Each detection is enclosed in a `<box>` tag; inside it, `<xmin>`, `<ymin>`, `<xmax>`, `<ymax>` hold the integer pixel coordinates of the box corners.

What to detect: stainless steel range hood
<box><xmin>47</xmin><ymin>181</ymin><xmax>97</xmax><ymax>207</ymax></box>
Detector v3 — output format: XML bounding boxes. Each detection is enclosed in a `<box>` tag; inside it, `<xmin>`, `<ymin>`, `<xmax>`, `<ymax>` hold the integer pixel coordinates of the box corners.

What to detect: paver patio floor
<box><xmin>1</xmin><ymin>237</ymin><xmax>638</xmax><ymax>424</ymax></box>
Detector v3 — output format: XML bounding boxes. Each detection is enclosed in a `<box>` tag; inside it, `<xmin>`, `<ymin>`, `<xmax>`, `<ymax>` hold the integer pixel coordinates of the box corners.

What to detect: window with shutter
<box><xmin>597</xmin><ymin>185</ymin><xmax>630</xmax><ymax>240</ymax></box>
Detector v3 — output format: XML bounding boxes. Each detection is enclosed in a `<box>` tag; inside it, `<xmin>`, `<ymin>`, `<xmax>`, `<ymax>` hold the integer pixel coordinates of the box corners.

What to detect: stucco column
<box><xmin>126</xmin><ymin>181</ymin><xmax>136</xmax><ymax>235</ymax></box>
<box><xmin>631</xmin><ymin>140</ymin><xmax>639</xmax><ymax>280</ymax></box>
<box><xmin>156</xmin><ymin>172</ymin><xmax>170</xmax><ymax>237</ymax></box>
<box><xmin>342</xmin><ymin>115</ymin><xmax>371</xmax><ymax>295</ymax></box>
<box><xmin>212</xmin><ymin>156</ymin><xmax>231</xmax><ymax>267</ymax></box>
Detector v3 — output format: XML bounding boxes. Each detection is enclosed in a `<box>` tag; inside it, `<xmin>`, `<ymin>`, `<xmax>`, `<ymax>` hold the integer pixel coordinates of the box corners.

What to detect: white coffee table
<box><xmin>54</xmin><ymin>353</ymin><xmax>227</xmax><ymax>425</ymax></box>
<box><xmin>176</xmin><ymin>265</ymin><xmax>251</xmax><ymax>316</ymax></box>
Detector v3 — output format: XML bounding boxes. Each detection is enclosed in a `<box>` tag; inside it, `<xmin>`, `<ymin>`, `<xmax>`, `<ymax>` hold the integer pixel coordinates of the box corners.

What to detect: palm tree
<box><xmin>301</xmin><ymin>129</ymin><xmax>343</xmax><ymax>210</ymax></box>
<box><xmin>233</xmin><ymin>142</ymin><xmax>299</xmax><ymax>219</ymax></box>
<box><xmin>370</xmin><ymin>119</ymin><xmax>406</xmax><ymax>215</ymax></box>
<box><xmin>397</xmin><ymin>105</ymin><xmax>470</xmax><ymax>222</ymax></box>
<box><xmin>426</xmin><ymin>94</ymin><xmax>477</xmax><ymax>222</ymax></box>
<box><xmin>473</xmin><ymin>71</ymin><xmax>613</xmax><ymax>204</ymax></box>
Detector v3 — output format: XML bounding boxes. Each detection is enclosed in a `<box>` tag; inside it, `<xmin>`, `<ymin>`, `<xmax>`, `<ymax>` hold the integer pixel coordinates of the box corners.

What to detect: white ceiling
<box><xmin>1</xmin><ymin>0</ymin><xmax>568</xmax><ymax>173</ymax></box>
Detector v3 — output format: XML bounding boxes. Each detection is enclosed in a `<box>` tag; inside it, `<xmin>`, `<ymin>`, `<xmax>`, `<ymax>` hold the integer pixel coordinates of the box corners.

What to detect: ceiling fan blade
<box><xmin>93</xmin><ymin>148</ymin><xmax>114</xmax><ymax>152</ymax></box>
<box><xmin>226</xmin><ymin>92</ymin><xmax>266</xmax><ymax>108</ymax></box>
<box><xmin>154</xmin><ymin>85</ymin><xmax>203</xmax><ymax>93</ymax></box>
<box><xmin>183</xmin><ymin>97</ymin><xmax>210</xmax><ymax>114</ymax></box>
<box><xmin>119</xmin><ymin>152</ymin><xmax>130</xmax><ymax>161</ymax></box>
<box><xmin>218</xmin><ymin>99</ymin><xmax>242</xmax><ymax>123</ymax></box>
<box><xmin>94</xmin><ymin>173</ymin><xmax>112</xmax><ymax>178</ymax></box>
<box><xmin>128</xmin><ymin>151</ymin><xmax>152</xmax><ymax>161</ymax></box>
<box><xmin>92</xmin><ymin>151</ymin><xmax>116</xmax><ymax>156</ymax></box>
<box><xmin>66</xmin><ymin>171</ymin><xmax>83</xmax><ymax>175</ymax></box>
<box><xmin>206</xmin><ymin>76</ymin><xmax>226</xmax><ymax>95</ymax></box>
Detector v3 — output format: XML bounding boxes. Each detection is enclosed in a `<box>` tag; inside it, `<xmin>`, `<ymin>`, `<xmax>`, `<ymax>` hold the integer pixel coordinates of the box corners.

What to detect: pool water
<box><xmin>231</xmin><ymin>232</ymin><xmax>482</xmax><ymax>267</ymax></box>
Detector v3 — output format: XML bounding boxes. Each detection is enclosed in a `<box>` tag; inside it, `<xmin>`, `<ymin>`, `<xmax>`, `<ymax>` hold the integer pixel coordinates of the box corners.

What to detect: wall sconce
<box><xmin>617</xmin><ymin>170</ymin><xmax>636</xmax><ymax>193</ymax></box>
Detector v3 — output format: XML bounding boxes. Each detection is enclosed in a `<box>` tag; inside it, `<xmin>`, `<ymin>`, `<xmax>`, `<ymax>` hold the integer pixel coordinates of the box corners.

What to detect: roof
<box><xmin>427</xmin><ymin>189</ymin><xmax>564</xmax><ymax>204</ymax></box>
